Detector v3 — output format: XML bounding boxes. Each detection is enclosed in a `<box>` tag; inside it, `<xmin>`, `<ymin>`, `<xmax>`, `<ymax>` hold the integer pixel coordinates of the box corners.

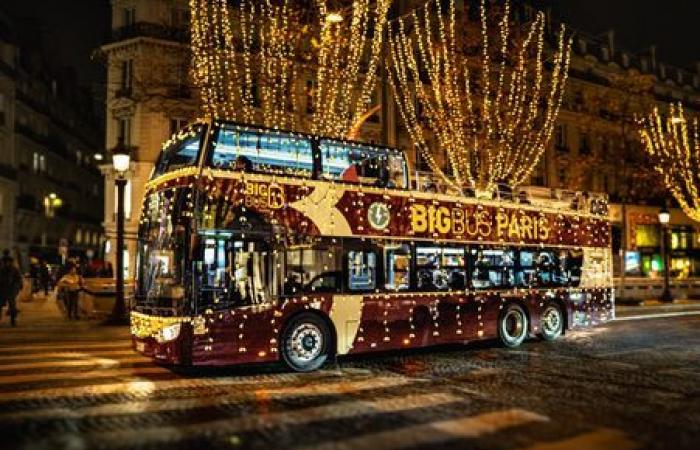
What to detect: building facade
<box><xmin>0</xmin><ymin>9</ymin><xmax>104</xmax><ymax>269</ymax></box>
<box><xmin>100</xmin><ymin>1</ymin><xmax>700</xmax><ymax>297</ymax></box>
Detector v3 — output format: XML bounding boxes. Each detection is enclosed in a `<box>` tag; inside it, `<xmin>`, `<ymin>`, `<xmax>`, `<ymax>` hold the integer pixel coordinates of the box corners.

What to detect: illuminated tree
<box><xmin>387</xmin><ymin>0</ymin><xmax>572</xmax><ymax>193</ymax></box>
<box><xmin>639</xmin><ymin>103</ymin><xmax>700</xmax><ymax>221</ymax></box>
<box><xmin>189</xmin><ymin>0</ymin><xmax>390</xmax><ymax>138</ymax></box>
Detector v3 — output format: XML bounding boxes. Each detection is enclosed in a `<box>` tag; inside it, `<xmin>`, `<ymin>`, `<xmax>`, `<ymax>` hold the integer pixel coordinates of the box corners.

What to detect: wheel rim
<box><xmin>286</xmin><ymin>323</ymin><xmax>323</xmax><ymax>367</ymax></box>
<box><xmin>502</xmin><ymin>309</ymin><xmax>526</xmax><ymax>343</ymax></box>
<box><xmin>542</xmin><ymin>306</ymin><xmax>562</xmax><ymax>337</ymax></box>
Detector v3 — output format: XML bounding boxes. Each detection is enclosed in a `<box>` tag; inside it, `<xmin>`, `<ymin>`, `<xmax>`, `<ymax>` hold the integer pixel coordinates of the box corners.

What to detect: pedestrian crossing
<box><xmin>0</xmin><ymin>336</ymin><xmax>639</xmax><ymax>450</ymax></box>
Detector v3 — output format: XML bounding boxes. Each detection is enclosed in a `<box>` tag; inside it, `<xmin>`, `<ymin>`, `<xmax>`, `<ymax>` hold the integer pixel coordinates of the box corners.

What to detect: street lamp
<box><xmin>105</xmin><ymin>138</ymin><xmax>131</xmax><ymax>325</ymax></box>
<box><xmin>658</xmin><ymin>203</ymin><xmax>673</xmax><ymax>303</ymax></box>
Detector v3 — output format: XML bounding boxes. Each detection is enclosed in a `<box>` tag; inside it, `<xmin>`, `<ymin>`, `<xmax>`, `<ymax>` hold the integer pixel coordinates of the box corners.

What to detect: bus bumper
<box><xmin>130</xmin><ymin>312</ymin><xmax>193</xmax><ymax>365</ymax></box>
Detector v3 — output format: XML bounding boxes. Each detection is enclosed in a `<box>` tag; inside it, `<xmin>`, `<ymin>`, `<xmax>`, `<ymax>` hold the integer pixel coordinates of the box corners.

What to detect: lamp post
<box><xmin>658</xmin><ymin>203</ymin><xmax>673</xmax><ymax>303</ymax></box>
<box><xmin>105</xmin><ymin>138</ymin><xmax>131</xmax><ymax>325</ymax></box>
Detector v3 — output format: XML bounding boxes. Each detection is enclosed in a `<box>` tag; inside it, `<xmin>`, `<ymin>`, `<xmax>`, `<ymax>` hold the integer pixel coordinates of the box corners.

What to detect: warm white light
<box><xmin>94</xmin><ymin>153</ymin><xmax>104</xmax><ymax>161</ymax></box>
<box><xmin>671</xmin><ymin>116</ymin><xmax>685</xmax><ymax>125</ymax></box>
<box><xmin>326</xmin><ymin>12</ymin><xmax>344</xmax><ymax>23</ymax></box>
<box><xmin>658</xmin><ymin>210</ymin><xmax>670</xmax><ymax>225</ymax></box>
<box><xmin>112</xmin><ymin>153</ymin><xmax>130</xmax><ymax>173</ymax></box>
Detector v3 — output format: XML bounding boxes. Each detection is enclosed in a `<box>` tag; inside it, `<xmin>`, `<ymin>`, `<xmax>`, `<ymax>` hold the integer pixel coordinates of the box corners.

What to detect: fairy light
<box><xmin>387</xmin><ymin>0</ymin><xmax>572</xmax><ymax>193</ymax></box>
<box><xmin>639</xmin><ymin>102</ymin><xmax>700</xmax><ymax>222</ymax></box>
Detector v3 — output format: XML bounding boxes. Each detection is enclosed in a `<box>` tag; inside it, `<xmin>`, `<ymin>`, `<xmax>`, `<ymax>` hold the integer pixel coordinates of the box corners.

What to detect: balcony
<box><xmin>110</xmin><ymin>22</ymin><xmax>188</xmax><ymax>45</ymax></box>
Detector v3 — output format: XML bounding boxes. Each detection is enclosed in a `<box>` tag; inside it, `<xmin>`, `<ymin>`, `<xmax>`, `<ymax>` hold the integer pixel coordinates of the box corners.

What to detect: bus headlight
<box><xmin>157</xmin><ymin>323</ymin><xmax>181</xmax><ymax>343</ymax></box>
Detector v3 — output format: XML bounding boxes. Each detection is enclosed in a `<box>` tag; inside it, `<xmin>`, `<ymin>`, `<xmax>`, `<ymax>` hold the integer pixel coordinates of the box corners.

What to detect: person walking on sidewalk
<box><xmin>0</xmin><ymin>250</ymin><xmax>23</xmax><ymax>326</ymax></box>
<box><xmin>57</xmin><ymin>264</ymin><xmax>83</xmax><ymax>320</ymax></box>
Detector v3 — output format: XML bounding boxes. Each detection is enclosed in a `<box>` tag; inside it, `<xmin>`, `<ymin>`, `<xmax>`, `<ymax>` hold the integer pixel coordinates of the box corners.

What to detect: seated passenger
<box><xmin>283</xmin><ymin>273</ymin><xmax>303</xmax><ymax>296</ymax></box>
<box><xmin>234</xmin><ymin>155</ymin><xmax>253</xmax><ymax>172</ymax></box>
<box><xmin>449</xmin><ymin>271</ymin><xmax>466</xmax><ymax>290</ymax></box>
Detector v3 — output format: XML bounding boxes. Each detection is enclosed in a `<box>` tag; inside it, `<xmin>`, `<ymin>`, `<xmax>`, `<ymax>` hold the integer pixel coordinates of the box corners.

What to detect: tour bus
<box><xmin>132</xmin><ymin>119</ymin><xmax>614</xmax><ymax>372</ymax></box>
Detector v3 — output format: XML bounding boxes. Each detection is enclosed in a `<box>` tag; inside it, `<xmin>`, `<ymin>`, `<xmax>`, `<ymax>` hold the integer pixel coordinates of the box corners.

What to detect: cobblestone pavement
<box><xmin>0</xmin><ymin>297</ymin><xmax>699</xmax><ymax>450</ymax></box>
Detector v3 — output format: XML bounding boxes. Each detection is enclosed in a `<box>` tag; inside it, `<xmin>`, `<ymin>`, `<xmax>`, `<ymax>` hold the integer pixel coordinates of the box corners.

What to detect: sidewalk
<box><xmin>615</xmin><ymin>298</ymin><xmax>700</xmax><ymax>319</ymax></box>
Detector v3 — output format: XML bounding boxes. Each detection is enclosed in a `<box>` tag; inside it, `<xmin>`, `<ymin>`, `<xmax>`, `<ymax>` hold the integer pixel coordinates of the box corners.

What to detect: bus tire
<box><xmin>281</xmin><ymin>312</ymin><xmax>331</xmax><ymax>372</ymax></box>
<box><xmin>498</xmin><ymin>303</ymin><xmax>528</xmax><ymax>348</ymax></box>
<box><xmin>539</xmin><ymin>302</ymin><xmax>564</xmax><ymax>342</ymax></box>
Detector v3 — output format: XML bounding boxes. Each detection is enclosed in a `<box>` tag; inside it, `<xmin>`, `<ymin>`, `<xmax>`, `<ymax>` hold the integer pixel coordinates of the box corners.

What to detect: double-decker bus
<box><xmin>132</xmin><ymin>119</ymin><xmax>614</xmax><ymax>372</ymax></box>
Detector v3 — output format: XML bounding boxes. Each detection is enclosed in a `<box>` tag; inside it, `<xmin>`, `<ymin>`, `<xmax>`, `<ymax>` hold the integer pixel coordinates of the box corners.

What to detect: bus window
<box><xmin>384</xmin><ymin>243</ymin><xmax>411</xmax><ymax>291</ymax></box>
<box><xmin>211</xmin><ymin>125</ymin><xmax>314</xmax><ymax>177</ymax></box>
<box><xmin>470</xmin><ymin>247</ymin><xmax>515</xmax><ymax>289</ymax></box>
<box><xmin>416</xmin><ymin>246</ymin><xmax>466</xmax><ymax>291</ymax></box>
<box><xmin>561</xmin><ymin>249</ymin><xmax>583</xmax><ymax>287</ymax></box>
<box><xmin>284</xmin><ymin>245</ymin><xmax>341</xmax><ymax>295</ymax></box>
<box><xmin>518</xmin><ymin>249</ymin><xmax>560</xmax><ymax>287</ymax></box>
<box><xmin>347</xmin><ymin>250</ymin><xmax>377</xmax><ymax>291</ymax></box>
<box><xmin>153</xmin><ymin>125</ymin><xmax>203</xmax><ymax>177</ymax></box>
<box><xmin>320</xmin><ymin>140</ymin><xmax>407</xmax><ymax>188</ymax></box>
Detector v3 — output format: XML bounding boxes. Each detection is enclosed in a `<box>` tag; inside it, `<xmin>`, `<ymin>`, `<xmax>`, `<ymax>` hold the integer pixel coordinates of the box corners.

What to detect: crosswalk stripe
<box><xmin>0</xmin><ymin>356</ymin><xmax>147</xmax><ymax>372</ymax></box>
<box><xmin>0</xmin><ymin>349</ymin><xmax>137</xmax><ymax>362</ymax></box>
<box><xmin>0</xmin><ymin>372</ymin><xmax>416</xmax><ymax>404</ymax></box>
<box><xmin>36</xmin><ymin>392</ymin><xmax>459</xmax><ymax>449</ymax></box>
<box><xmin>298</xmin><ymin>408</ymin><xmax>549</xmax><ymax>450</ymax></box>
<box><xmin>0</xmin><ymin>341</ymin><xmax>131</xmax><ymax>353</ymax></box>
<box><xmin>515</xmin><ymin>428</ymin><xmax>638</xmax><ymax>450</ymax></box>
<box><xmin>0</xmin><ymin>376</ymin><xmax>421</xmax><ymax>422</ymax></box>
<box><xmin>0</xmin><ymin>365</ymin><xmax>173</xmax><ymax>386</ymax></box>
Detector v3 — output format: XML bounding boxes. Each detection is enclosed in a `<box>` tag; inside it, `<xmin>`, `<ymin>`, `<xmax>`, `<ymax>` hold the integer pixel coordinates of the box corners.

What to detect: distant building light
<box><xmin>94</xmin><ymin>153</ymin><xmax>104</xmax><ymax>161</ymax></box>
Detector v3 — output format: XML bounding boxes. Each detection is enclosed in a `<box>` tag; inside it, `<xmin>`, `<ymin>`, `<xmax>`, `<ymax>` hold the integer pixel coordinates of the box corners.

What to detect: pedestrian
<box><xmin>0</xmin><ymin>250</ymin><xmax>23</xmax><ymax>326</ymax></box>
<box><xmin>39</xmin><ymin>259</ymin><xmax>51</xmax><ymax>296</ymax></box>
<box><xmin>57</xmin><ymin>264</ymin><xmax>83</xmax><ymax>320</ymax></box>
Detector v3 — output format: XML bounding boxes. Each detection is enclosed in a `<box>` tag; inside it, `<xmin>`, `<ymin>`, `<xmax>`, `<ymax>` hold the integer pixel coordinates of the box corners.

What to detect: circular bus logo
<box><xmin>368</xmin><ymin>202</ymin><xmax>391</xmax><ymax>230</ymax></box>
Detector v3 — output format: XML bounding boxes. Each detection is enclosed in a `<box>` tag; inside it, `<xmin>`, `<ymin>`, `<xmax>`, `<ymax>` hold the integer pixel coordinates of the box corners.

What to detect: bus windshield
<box><xmin>152</xmin><ymin>124</ymin><xmax>205</xmax><ymax>178</ymax></box>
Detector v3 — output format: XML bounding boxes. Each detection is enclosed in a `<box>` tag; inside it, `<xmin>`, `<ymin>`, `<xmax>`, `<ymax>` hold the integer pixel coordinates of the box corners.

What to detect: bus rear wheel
<box><xmin>498</xmin><ymin>303</ymin><xmax>528</xmax><ymax>348</ymax></box>
<box><xmin>281</xmin><ymin>313</ymin><xmax>331</xmax><ymax>372</ymax></box>
<box><xmin>540</xmin><ymin>303</ymin><xmax>564</xmax><ymax>342</ymax></box>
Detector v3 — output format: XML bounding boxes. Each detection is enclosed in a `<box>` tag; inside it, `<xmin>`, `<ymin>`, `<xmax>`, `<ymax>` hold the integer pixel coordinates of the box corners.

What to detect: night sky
<box><xmin>2</xmin><ymin>0</ymin><xmax>698</xmax><ymax>92</ymax></box>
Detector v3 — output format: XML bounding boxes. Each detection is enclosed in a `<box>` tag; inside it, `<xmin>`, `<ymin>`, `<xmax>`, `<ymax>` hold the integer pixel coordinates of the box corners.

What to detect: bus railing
<box><xmin>412</xmin><ymin>171</ymin><xmax>609</xmax><ymax>216</ymax></box>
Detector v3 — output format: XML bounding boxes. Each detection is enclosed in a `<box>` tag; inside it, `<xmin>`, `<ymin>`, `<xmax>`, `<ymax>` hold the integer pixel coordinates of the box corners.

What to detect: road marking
<box><xmin>0</xmin><ymin>341</ymin><xmax>131</xmax><ymax>353</ymax></box>
<box><xmin>0</xmin><ymin>373</ymin><xmax>416</xmax><ymax>404</ymax></box>
<box><xmin>614</xmin><ymin>311</ymin><xmax>700</xmax><ymax>321</ymax></box>
<box><xmin>46</xmin><ymin>392</ymin><xmax>459</xmax><ymax>449</ymax></box>
<box><xmin>0</xmin><ymin>365</ymin><xmax>173</xmax><ymax>386</ymax></box>
<box><xmin>299</xmin><ymin>409</ymin><xmax>548</xmax><ymax>450</ymax></box>
<box><xmin>0</xmin><ymin>376</ymin><xmax>421</xmax><ymax>421</ymax></box>
<box><xmin>515</xmin><ymin>428</ymin><xmax>638</xmax><ymax>450</ymax></box>
<box><xmin>0</xmin><ymin>356</ymin><xmax>148</xmax><ymax>372</ymax></box>
<box><xmin>0</xmin><ymin>349</ymin><xmax>137</xmax><ymax>362</ymax></box>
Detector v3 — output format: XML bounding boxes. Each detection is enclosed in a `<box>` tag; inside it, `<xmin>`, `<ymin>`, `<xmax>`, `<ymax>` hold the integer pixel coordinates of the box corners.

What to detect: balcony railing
<box><xmin>110</xmin><ymin>22</ymin><xmax>188</xmax><ymax>44</ymax></box>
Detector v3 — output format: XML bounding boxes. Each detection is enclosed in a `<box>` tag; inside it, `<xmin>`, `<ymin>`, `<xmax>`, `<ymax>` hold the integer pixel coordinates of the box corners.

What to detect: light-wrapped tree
<box><xmin>189</xmin><ymin>0</ymin><xmax>390</xmax><ymax>138</ymax></box>
<box><xmin>387</xmin><ymin>0</ymin><xmax>572</xmax><ymax>193</ymax></box>
<box><xmin>639</xmin><ymin>103</ymin><xmax>700</xmax><ymax>221</ymax></box>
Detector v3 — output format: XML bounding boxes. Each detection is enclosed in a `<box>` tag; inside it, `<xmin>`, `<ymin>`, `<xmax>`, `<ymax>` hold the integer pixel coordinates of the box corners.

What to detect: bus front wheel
<box><xmin>281</xmin><ymin>313</ymin><xmax>331</xmax><ymax>372</ymax></box>
<box><xmin>539</xmin><ymin>303</ymin><xmax>564</xmax><ymax>342</ymax></box>
<box><xmin>498</xmin><ymin>303</ymin><xmax>529</xmax><ymax>348</ymax></box>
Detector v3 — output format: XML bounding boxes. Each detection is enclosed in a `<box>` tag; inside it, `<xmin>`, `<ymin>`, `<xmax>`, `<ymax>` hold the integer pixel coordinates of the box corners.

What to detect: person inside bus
<box><xmin>449</xmin><ymin>270</ymin><xmax>466</xmax><ymax>290</ymax></box>
<box><xmin>233</xmin><ymin>155</ymin><xmax>253</xmax><ymax>172</ymax></box>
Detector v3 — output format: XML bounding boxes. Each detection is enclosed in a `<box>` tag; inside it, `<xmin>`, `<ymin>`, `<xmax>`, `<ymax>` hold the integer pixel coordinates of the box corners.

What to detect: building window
<box><xmin>123</xmin><ymin>7</ymin><xmax>136</xmax><ymax>27</ymax></box>
<box><xmin>33</xmin><ymin>152</ymin><xmax>39</xmax><ymax>172</ymax></box>
<box><xmin>40</xmin><ymin>155</ymin><xmax>46</xmax><ymax>173</ymax></box>
<box><xmin>169</xmin><ymin>118</ymin><xmax>187</xmax><ymax>136</ymax></box>
<box><xmin>75</xmin><ymin>229</ymin><xmax>83</xmax><ymax>245</ymax></box>
<box><xmin>117</xmin><ymin>117</ymin><xmax>132</xmax><ymax>147</ymax></box>
<box><xmin>555</xmin><ymin>124</ymin><xmax>568</xmax><ymax>151</ymax></box>
<box><xmin>635</xmin><ymin>224</ymin><xmax>660</xmax><ymax>248</ymax></box>
<box><xmin>120</xmin><ymin>59</ymin><xmax>133</xmax><ymax>94</ymax></box>
<box><xmin>579</xmin><ymin>132</ymin><xmax>591</xmax><ymax>155</ymax></box>
<box><xmin>114</xmin><ymin>180</ymin><xmax>132</xmax><ymax>219</ymax></box>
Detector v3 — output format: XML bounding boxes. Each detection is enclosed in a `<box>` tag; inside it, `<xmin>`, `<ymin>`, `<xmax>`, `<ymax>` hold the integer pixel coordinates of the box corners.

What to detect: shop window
<box><xmin>347</xmin><ymin>250</ymin><xmax>376</xmax><ymax>291</ymax></box>
<box><xmin>671</xmin><ymin>229</ymin><xmax>692</xmax><ymax>250</ymax></box>
<box><xmin>416</xmin><ymin>246</ymin><xmax>466</xmax><ymax>291</ymax></box>
<box><xmin>284</xmin><ymin>245</ymin><xmax>341</xmax><ymax>295</ymax></box>
<box><xmin>470</xmin><ymin>248</ymin><xmax>515</xmax><ymax>289</ymax></box>
<box><xmin>384</xmin><ymin>243</ymin><xmax>410</xmax><ymax>291</ymax></box>
<box><xmin>635</xmin><ymin>224</ymin><xmax>660</xmax><ymax>247</ymax></box>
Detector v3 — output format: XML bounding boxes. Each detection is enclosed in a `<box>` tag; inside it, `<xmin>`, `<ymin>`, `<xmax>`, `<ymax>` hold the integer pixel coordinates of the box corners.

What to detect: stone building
<box><xmin>0</xmin><ymin>9</ymin><xmax>104</xmax><ymax>269</ymax></box>
<box><xmin>99</xmin><ymin>0</ymin><xmax>700</xmax><ymax>293</ymax></box>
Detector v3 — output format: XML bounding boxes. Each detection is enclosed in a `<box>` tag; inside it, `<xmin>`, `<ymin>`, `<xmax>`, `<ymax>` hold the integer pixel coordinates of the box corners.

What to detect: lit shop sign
<box><xmin>243</xmin><ymin>181</ymin><xmax>285</xmax><ymax>210</ymax></box>
<box><xmin>410</xmin><ymin>204</ymin><xmax>551</xmax><ymax>241</ymax></box>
